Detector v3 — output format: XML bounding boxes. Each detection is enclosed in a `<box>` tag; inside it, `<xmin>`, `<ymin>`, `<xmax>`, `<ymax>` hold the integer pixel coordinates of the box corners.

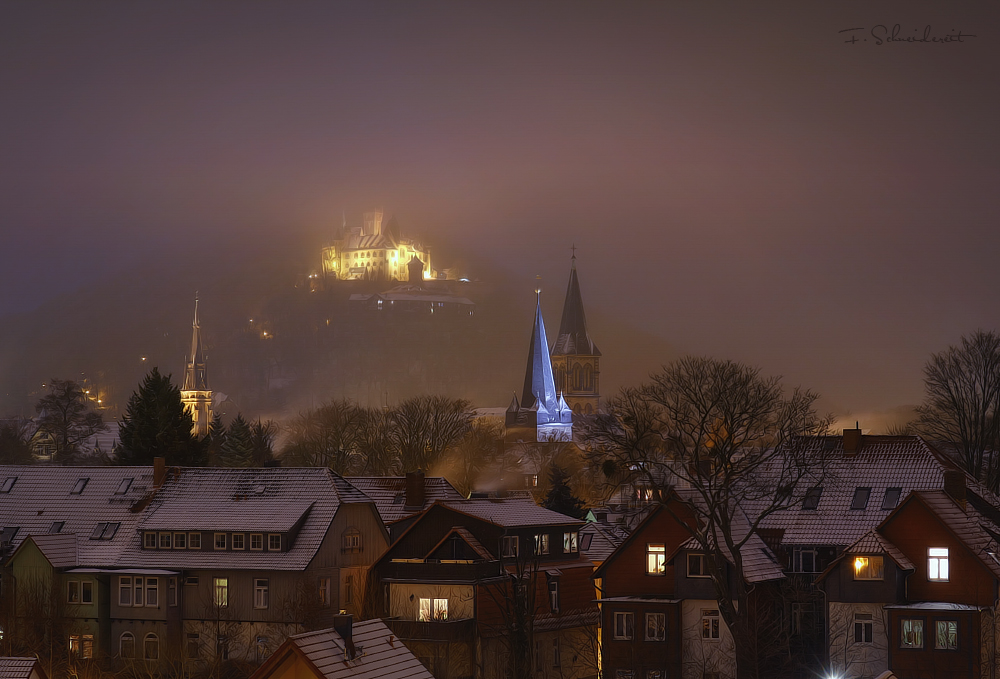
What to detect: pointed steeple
<box><xmin>553</xmin><ymin>251</ymin><xmax>600</xmax><ymax>357</ymax></box>
<box><xmin>182</xmin><ymin>295</ymin><xmax>209</xmax><ymax>391</ymax></box>
<box><xmin>520</xmin><ymin>288</ymin><xmax>559</xmax><ymax>412</ymax></box>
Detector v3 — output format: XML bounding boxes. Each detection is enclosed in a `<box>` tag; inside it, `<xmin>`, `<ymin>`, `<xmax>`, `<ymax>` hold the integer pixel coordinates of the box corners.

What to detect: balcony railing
<box><xmin>384</xmin><ymin>617</ymin><xmax>476</xmax><ymax>642</ymax></box>
<box><xmin>380</xmin><ymin>560</ymin><xmax>503</xmax><ymax>582</ymax></box>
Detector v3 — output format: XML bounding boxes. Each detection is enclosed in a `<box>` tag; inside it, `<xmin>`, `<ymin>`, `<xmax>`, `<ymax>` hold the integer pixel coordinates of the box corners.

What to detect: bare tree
<box><xmin>915</xmin><ymin>330</ymin><xmax>1000</xmax><ymax>491</ymax></box>
<box><xmin>390</xmin><ymin>396</ymin><xmax>474</xmax><ymax>473</ymax></box>
<box><xmin>35</xmin><ymin>379</ymin><xmax>106</xmax><ymax>463</ymax></box>
<box><xmin>281</xmin><ymin>399</ymin><xmax>364</xmax><ymax>473</ymax></box>
<box><xmin>587</xmin><ymin>357</ymin><xmax>832</xmax><ymax>679</ymax></box>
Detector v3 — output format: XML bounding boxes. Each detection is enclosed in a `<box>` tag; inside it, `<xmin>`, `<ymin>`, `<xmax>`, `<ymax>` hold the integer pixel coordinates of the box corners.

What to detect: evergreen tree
<box><xmin>205</xmin><ymin>413</ymin><xmax>227</xmax><ymax>466</ymax></box>
<box><xmin>117</xmin><ymin>368</ymin><xmax>206</xmax><ymax>466</ymax></box>
<box><xmin>0</xmin><ymin>418</ymin><xmax>34</xmax><ymax>465</ymax></box>
<box><xmin>542</xmin><ymin>463</ymin><xmax>586</xmax><ymax>519</ymax></box>
<box><xmin>219</xmin><ymin>413</ymin><xmax>255</xmax><ymax>467</ymax></box>
<box><xmin>250</xmin><ymin>418</ymin><xmax>278</xmax><ymax>466</ymax></box>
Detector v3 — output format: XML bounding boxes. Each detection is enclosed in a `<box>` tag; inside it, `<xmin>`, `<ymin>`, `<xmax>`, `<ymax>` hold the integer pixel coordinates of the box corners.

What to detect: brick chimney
<box><xmin>943</xmin><ymin>469</ymin><xmax>967</xmax><ymax>510</ymax></box>
<box><xmin>154</xmin><ymin>457</ymin><xmax>166</xmax><ymax>488</ymax></box>
<box><xmin>333</xmin><ymin>613</ymin><xmax>355</xmax><ymax>659</ymax></box>
<box><xmin>405</xmin><ymin>469</ymin><xmax>426</xmax><ymax>509</ymax></box>
<box><xmin>843</xmin><ymin>428</ymin><xmax>862</xmax><ymax>456</ymax></box>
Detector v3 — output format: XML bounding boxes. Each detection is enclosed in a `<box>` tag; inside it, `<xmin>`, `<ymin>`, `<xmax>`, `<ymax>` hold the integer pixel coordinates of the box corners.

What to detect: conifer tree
<box><xmin>219</xmin><ymin>413</ymin><xmax>254</xmax><ymax>467</ymax></box>
<box><xmin>542</xmin><ymin>463</ymin><xmax>586</xmax><ymax>519</ymax></box>
<box><xmin>117</xmin><ymin>368</ymin><xmax>206</xmax><ymax>466</ymax></box>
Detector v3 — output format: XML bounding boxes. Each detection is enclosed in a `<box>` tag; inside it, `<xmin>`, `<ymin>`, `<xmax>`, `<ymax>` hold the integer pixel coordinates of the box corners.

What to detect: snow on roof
<box><xmin>345</xmin><ymin>476</ymin><xmax>463</xmax><ymax>524</ymax></box>
<box><xmin>438</xmin><ymin>498</ymin><xmax>584</xmax><ymax>528</ymax></box>
<box><xmin>0</xmin><ymin>658</ymin><xmax>45</xmax><ymax>679</ymax></box>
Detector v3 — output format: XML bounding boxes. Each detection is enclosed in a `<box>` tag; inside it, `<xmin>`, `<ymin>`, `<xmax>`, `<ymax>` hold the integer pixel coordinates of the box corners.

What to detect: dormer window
<box><xmin>928</xmin><ymin>548</ymin><xmax>949</xmax><ymax>581</ymax></box>
<box><xmin>502</xmin><ymin>535</ymin><xmax>519</xmax><ymax>558</ymax></box>
<box><xmin>850</xmin><ymin>487</ymin><xmax>871</xmax><ymax>510</ymax></box>
<box><xmin>71</xmin><ymin>478</ymin><xmax>89</xmax><ymax>495</ymax></box>
<box><xmin>343</xmin><ymin>528</ymin><xmax>361</xmax><ymax>552</ymax></box>
<box><xmin>268</xmin><ymin>534</ymin><xmax>281</xmax><ymax>551</ymax></box>
<box><xmin>144</xmin><ymin>532</ymin><xmax>157</xmax><ymax>549</ymax></box>
<box><xmin>563</xmin><ymin>532</ymin><xmax>579</xmax><ymax>553</ymax></box>
<box><xmin>852</xmin><ymin>556</ymin><xmax>884</xmax><ymax>580</ymax></box>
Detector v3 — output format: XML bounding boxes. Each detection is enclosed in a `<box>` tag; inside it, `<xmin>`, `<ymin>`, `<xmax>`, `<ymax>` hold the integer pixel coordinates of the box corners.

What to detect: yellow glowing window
<box><xmin>928</xmin><ymin>548</ymin><xmax>949</xmax><ymax>581</ymax></box>
<box><xmin>646</xmin><ymin>543</ymin><xmax>666</xmax><ymax>575</ymax></box>
<box><xmin>853</xmin><ymin>555</ymin><xmax>884</xmax><ymax>580</ymax></box>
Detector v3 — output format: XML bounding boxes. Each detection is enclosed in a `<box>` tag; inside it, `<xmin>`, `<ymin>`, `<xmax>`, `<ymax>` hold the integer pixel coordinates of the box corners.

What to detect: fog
<box><xmin>2</xmin><ymin>2</ymin><xmax>999</xmax><ymax>422</ymax></box>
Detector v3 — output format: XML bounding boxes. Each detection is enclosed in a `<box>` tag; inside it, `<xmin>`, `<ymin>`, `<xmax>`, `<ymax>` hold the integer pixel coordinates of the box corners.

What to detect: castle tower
<box><xmin>551</xmin><ymin>251</ymin><xmax>601</xmax><ymax>414</ymax></box>
<box><xmin>180</xmin><ymin>296</ymin><xmax>213</xmax><ymax>438</ymax></box>
<box><xmin>505</xmin><ymin>286</ymin><xmax>573</xmax><ymax>442</ymax></box>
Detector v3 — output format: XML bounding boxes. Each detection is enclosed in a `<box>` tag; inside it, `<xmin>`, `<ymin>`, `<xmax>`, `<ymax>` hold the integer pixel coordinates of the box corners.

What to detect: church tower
<box><xmin>505</xmin><ymin>286</ymin><xmax>573</xmax><ymax>442</ymax></box>
<box><xmin>180</xmin><ymin>296</ymin><xmax>213</xmax><ymax>438</ymax></box>
<box><xmin>551</xmin><ymin>251</ymin><xmax>601</xmax><ymax>414</ymax></box>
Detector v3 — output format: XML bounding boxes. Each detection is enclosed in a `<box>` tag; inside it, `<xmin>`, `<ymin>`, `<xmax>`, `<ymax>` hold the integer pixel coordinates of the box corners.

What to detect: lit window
<box><xmin>851</xmin><ymin>487</ymin><xmax>872</xmax><ymax>510</ymax></box>
<box><xmin>418</xmin><ymin>597</ymin><xmax>448</xmax><ymax>621</ymax></box>
<box><xmin>69</xmin><ymin>634</ymin><xmax>94</xmax><ymax>659</ymax></box>
<box><xmin>802</xmin><ymin>487</ymin><xmax>822</xmax><ymax>510</ymax></box>
<box><xmin>232</xmin><ymin>534</ymin><xmax>245</xmax><ymax>550</ymax></box>
<box><xmin>928</xmin><ymin>548</ymin><xmax>949</xmax><ymax>581</ymax></box>
<box><xmin>702</xmin><ymin>609</ymin><xmax>721</xmax><ymax>640</ymax></box>
<box><xmin>251</xmin><ymin>533</ymin><xmax>263</xmax><ymax>550</ymax></box>
<box><xmin>646</xmin><ymin>543</ymin><xmax>666</xmax><ymax>575</ymax></box>
<box><xmin>214</xmin><ymin>533</ymin><xmax>227</xmax><ymax>550</ymax></box>
<box><xmin>563</xmin><ymin>531</ymin><xmax>579</xmax><ymax>553</ymax></box>
<box><xmin>159</xmin><ymin>532</ymin><xmax>172</xmax><ymax>549</ymax></box>
<box><xmin>901</xmin><ymin>618</ymin><xmax>924</xmax><ymax>648</ymax></box>
<box><xmin>120</xmin><ymin>632</ymin><xmax>135</xmax><ymax>658</ymax></box>
<box><xmin>144</xmin><ymin>532</ymin><xmax>157</xmax><ymax>549</ymax></box>
<box><xmin>882</xmin><ymin>487</ymin><xmax>902</xmax><ymax>510</ymax></box>
<box><xmin>254</xmin><ymin>579</ymin><xmax>269</xmax><ymax>609</ymax></box>
<box><xmin>268</xmin><ymin>534</ymin><xmax>281</xmax><ymax>551</ymax></box>
<box><xmin>613</xmin><ymin>611</ymin><xmax>634</xmax><ymax>640</ymax></box>
<box><xmin>688</xmin><ymin>553</ymin><xmax>709</xmax><ymax>578</ymax></box>
<box><xmin>853</xmin><ymin>556</ymin><xmax>884</xmax><ymax>580</ymax></box>
<box><xmin>645</xmin><ymin>612</ymin><xmax>666</xmax><ymax>641</ymax></box>
<box><xmin>213</xmin><ymin>577</ymin><xmax>229</xmax><ymax>607</ymax></box>
<box><xmin>502</xmin><ymin>535</ymin><xmax>519</xmax><ymax>558</ymax></box>
<box><xmin>935</xmin><ymin>620</ymin><xmax>958</xmax><ymax>649</ymax></box>
<box><xmin>534</xmin><ymin>533</ymin><xmax>550</xmax><ymax>555</ymax></box>
<box><xmin>188</xmin><ymin>533</ymin><xmax>201</xmax><ymax>549</ymax></box>
<box><xmin>174</xmin><ymin>532</ymin><xmax>186</xmax><ymax>549</ymax></box>
<box><xmin>854</xmin><ymin>613</ymin><xmax>873</xmax><ymax>643</ymax></box>
<box><xmin>144</xmin><ymin>633</ymin><xmax>158</xmax><ymax>661</ymax></box>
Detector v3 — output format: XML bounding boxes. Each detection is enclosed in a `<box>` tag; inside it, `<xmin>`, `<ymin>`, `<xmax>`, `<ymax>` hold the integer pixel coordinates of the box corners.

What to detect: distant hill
<box><xmin>0</xmin><ymin>239</ymin><xmax>678</xmax><ymax>422</ymax></box>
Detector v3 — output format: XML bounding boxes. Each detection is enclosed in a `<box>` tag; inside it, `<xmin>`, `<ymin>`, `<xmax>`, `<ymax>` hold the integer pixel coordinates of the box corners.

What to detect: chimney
<box><xmin>405</xmin><ymin>469</ymin><xmax>426</xmax><ymax>509</ymax></box>
<box><xmin>943</xmin><ymin>469</ymin><xmax>967</xmax><ymax>510</ymax></box>
<box><xmin>154</xmin><ymin>457</ymin><xmax>166</xmax><ymax>488</ymax></box>
<box><xmin>843</xmin><ymin>428</ymin><xmax>862</xmax><ymax>456</ymax></box>
<box><xmin>333</xmin><ymin>613</ymin><xmax>355</xmax><ymax>659</ymax></box>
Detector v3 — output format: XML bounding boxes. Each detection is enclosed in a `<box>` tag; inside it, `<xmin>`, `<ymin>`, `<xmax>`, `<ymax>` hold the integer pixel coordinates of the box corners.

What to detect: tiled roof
<box><xmin>428</xmin><ymin>526</ymin><xmax>494</xmax><ymax>561</ymax></box>
<box><xmin>757</xmin><ymin>436</ymin><xmax>954</xmax><ymax>547</ymax></box>
<box><xmin>118</xmin><ymin>467</ymin><xmax>372</xmax><ymax>571</ymax></box>
<box><xmin>345</xmin><ymin>477</ymin><xmax>463</xmax><ymax>524</ymax></box>
<box><xmin>280</xmin><ymin>619</ymin><xmax>435</xmax><ymax>679</ymax></box>
<box><xmin>912</xmin><ymin>490</ymin><xmax>1000</xmax><ymax>580</ymax></box>
<box><xmin>843</xmin><ymin>531</ymin><xmax>915</xmax><ymax>571</ymax></box>
<box><xmin>26</xmin><ymin>533</ymin><xmax>78</xmax><ymax>568</ymax></box>
<box><xmin>0</xmin><ymin>465</ymin><xmax>153</xmax><ymax>567</ymax></box>
<box><xmin>580</xmin><ymin>523</ymin><xmax>624</xmax><ymax>563</ymax></box>
<box><xmin>0</xmin><ymin>658</ymin><xmax>43</xmax><ymax>679</ymax></box>
<box><xmin>439</xmin><ymin>498</ymin><xmax>584</xmax><ymax>528</ymax></box>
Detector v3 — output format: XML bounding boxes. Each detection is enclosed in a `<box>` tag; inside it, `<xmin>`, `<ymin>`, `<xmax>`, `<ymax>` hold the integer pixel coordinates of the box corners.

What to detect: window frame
<box><xmin>250</xmin><ymin>533</ymin><xmax>264</xmax><ymax>550</ymax></box>
<box><xmin>143</xmin><ymin>532</ymin><xmax>157</xmax><ymax>549</ymax></box>
<box><xmin>854</xmin><ymin>613</ymin><xmax>873</xmax><ymax>644</ymax></box>
<box><xmin>646</xmin><ymin>543</ymin><xmax>666</xmax><ymax>576</ymax></box>
<box><xmin>68</xmin><ymin>580</ymin><xmax>81</xmax><ymax>604</ymax></box>
<box><xmin>214</xmin><ymin>533</ymin><xmax>227</xmax><ymax>550</ymax></box>
<box><xmin>852</xmin><ymin>555</ymin><xmax>885</xmax><ymax>580</ymax></box>
<box><xmin>850</xmin><ymin>487</ymin><xmax>872</xmax><ymax>510</ymax></box>
<box><xmin>701</xmin><ymin>609</ymin><xmax>721</xmax><ymax>641</ymax></box>
<box><xmin>645</xmin><ymin>612</ymin><xmax>666</xmax><ymax>641</ymax></box>
<box><xmin>120</xmin><ymin>632</ymin><xmax>135</xmax><ymax>658</ymax></box>
<box><xmin>613</xmin><ymin>611</ymin><xmax>634</xmax><ymax>640</ymax></box>
<box><xmin>119</xmin><ymin>576</ymin><xmax>132</xmax><ymax>606</ymax></box>
<box><xmin>159</xmin><ymin>532</ymin><xmax>172</xmax><ymax>549</ymax></box>
<box><xmin>792</xmin><ymin>546</ymin><xmax>820</xmax><ymax>574</ymax></box>
<box><xmin>900</xmin><ymin>618</ymin><xmax>925</xmax><ymax>648</ymax></box>
<box><xmin>802</xmin><ymin>486</ymin><xmax>823</xmax><ymax>510</ymax></box>
<box><xmin>343</xmin><ymin>528</ymin><xmax>361</xmax><ymax>552</ymax></box>
<box><xmin>563</xmin><ymin>531</ymin><xmax>578</xmax><ymax>553</ymax></box>
<box><xmin>687</xmin><ymin>553</ymin><xmax>709</xmax><ymax>578</ymax></box>
<box><xmin>145</xmin><ymin>577</ymin><xmax>158</xmax><ymax>607</ymax></box>
<box><xmin>881</xmin><ymin>487</ymin><xmax>902</xmax><ymax>510</ymax></box>
<box><xmin>213</xmin><ymin>577</ymin><xmax>229</xmax><ymax>608</ymax></box>
<box><xmin>173</xmin><ymin>532</ymin><xmax>187</xmax><ymax>549</ymax></box>
<box><xmin>318</xmin><ymin>577</ymin><xmax>331</xmax><ymax>606</ymax></box>
<box><xmin>232</xmin><ymin>533</ymin><xmax>245</xmax><ymax>550</ymax></box>
<box><xmin>534</xmin><ymin>533</ymin><xmax>550</xmax><ymax>555</ymax></box>
<box><xmin>268</xmin><ymin>533</ymin><xmax>282</xmax><ymax>551</ymax></box>
<box><xmin>928</xmin><ymin>548</ymin><xmax>949</xmax><ymax>581</ymax></box>
<box><xmin>82</xmin><ymin>580</ymin><xmax>93</xmax><ymax>604</ymax></box>
<box><xmin>254</xmin><ymin>578</ymin><xmax>269</xmax><ymax>609</ymax></box>
<box><xmin>935</xmin><ymin>619</ymin><xmax>958</xmax><ymax>650</ymax></box>
<box><xmin>188</xmin><ymin>532</ymin><xmax>201</xmax><ymax>549</ymax></box>
<box><xmin>143</xmin><ymin>633</ymin><xmax>159</xmax><ymax>661</ymax></box>
<box><xmin>501</xmin><ymin>535</ymin><xmax>519</xmax><ymax>558</ymax></box>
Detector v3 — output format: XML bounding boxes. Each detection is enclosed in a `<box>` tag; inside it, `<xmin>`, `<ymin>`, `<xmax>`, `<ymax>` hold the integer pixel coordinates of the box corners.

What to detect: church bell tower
<box><xmin>180</xmin><ymin>295</ymin><xmax>213</xmax><ymax>437</ymax></box>
<box><xmin>551</xmin><ymin>250</ymin><xmax>601</xmax><ymax>414</ymax></box>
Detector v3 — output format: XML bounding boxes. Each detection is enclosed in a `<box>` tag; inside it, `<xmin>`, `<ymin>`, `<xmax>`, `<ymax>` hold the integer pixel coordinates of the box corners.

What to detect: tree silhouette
<box><xmin>117</xmin><ymin>368</ymin><xmax>206</xmax><ymax>466</ymax></box>
<box><xmin>542</xmin><ymin>463</ymin><xmax>585</xmax><ymax>518</ymax></box>
<box><xmin>35</xmin><ymin>379</ymin><xmax>106</xmax><ymax>464</ymax></box>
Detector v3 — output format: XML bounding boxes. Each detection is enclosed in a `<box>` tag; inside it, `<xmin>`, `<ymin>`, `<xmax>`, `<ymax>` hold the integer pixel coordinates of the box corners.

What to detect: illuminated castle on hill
<box><xmin>321</xmin><ymin>208</ymin><xmax>439</xmax><ymax>281</ymax></box>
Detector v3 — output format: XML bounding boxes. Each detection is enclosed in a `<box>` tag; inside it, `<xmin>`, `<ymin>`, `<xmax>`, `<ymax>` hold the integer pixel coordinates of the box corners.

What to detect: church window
<box><xmin>585</xmin><ymin>364</ymin><xmax>594</xmax><ymax>390</ymax></box>
<box><xmin>573</xmin><ymin>364</ymin><xmax>583</xmax><ymax>391</ymax></box>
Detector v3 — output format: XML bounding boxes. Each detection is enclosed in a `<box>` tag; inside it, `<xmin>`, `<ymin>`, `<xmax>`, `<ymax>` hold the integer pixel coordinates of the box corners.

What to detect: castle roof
<box><xmin>552</xmin><ymin>259</ymin><xmax>600</xmax><ymax>356</ymax></box>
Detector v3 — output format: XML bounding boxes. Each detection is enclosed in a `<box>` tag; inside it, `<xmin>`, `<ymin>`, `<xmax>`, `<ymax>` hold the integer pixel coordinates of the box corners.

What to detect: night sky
<box><xmin>2</xmin><ymin>2</ymin><xmax>998</xmax><ymax>420</ymax></box>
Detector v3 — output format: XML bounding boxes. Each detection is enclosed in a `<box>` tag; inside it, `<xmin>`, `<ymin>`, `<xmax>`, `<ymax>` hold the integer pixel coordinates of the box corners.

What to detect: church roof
<box><xmin>520</xmin><ymin>293</ymin><xmax>559</xmax><ymax>411</ymax></box>
<box><xmin>182</xmin><ymin>298</ymin><xmax>209</xmax><ymax>391</ymax></box>
<box><xmin>552</xmin><ymin>259</ymin><xmax>600</xmax><ymax>356</ymax></box>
